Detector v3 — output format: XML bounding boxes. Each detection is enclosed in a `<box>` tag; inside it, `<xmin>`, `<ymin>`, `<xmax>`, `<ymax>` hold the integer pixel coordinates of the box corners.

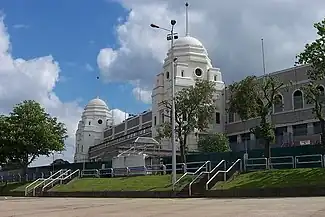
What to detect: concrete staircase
<box><xmin>181</xmin><ymin>159</ymin><xmax>242</xmax><ymax>197</ymax></box>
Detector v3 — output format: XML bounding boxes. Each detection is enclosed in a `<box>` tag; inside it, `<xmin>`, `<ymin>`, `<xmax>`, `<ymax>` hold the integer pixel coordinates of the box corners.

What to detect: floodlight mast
<box><xmin>150</xmin><ymin>19</ymin><xmax>178</xmax><ymax>189</ymax></box>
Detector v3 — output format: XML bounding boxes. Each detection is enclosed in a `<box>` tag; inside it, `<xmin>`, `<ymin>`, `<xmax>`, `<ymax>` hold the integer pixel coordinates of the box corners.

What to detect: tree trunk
<box><xmin>264</xmin><ymin>140</ymin><xmax>271</xmax><ymax>159</ymax></box>
<box><xmin>179</xmin><ymin>135</ymin><xmax>187</xmax><ymax>164</ymax></box>
<box><xmin>320</xmin><ymin>119</ymin><xmax>325</xmax><ymax>150</ymax></box>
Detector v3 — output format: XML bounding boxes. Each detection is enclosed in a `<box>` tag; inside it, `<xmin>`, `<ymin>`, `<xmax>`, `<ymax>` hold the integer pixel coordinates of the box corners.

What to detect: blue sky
<box><xmin>0</xmin><ymin>0</ymin><xmax>324</xmax><ymax>165</ymax></box>
<box><xmin>1</xmin><ymin>0</ymin><xmax>149</xmax><ymax>113</ymax></box>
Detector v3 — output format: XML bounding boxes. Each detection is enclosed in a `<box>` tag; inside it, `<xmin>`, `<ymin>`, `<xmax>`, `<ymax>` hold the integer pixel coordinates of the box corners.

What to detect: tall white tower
<box><xmin>74</xmin><ymin>97</ymin><xmax>113</xmax><ymax>163</ymax></box>
<box><xmin>151</xmin><ymin>3</ymin><xmax>225</xmax><ymax>151</ymax></box>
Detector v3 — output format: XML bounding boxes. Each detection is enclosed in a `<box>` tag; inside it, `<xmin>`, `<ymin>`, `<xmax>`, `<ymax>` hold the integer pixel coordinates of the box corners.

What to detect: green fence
<box><xmin>15</xmin><ymin>145</ymin><xmax>325</xmax><ymax>174</ymax></box>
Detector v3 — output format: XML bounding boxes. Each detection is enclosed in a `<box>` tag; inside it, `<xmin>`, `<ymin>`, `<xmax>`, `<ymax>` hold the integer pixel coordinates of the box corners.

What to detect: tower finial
<box><xmin>185</xmin><ymin>2</ymin><xmax>189</xmax><ymax>36</ymax></box>
<box><xmin>96</xmin><ymin>75</ymin><xmax>100</xmax><ymax>99</ymax></box>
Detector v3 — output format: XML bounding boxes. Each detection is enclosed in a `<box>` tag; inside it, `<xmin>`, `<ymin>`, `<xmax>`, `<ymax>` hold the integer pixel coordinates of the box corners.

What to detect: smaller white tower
<box><xmin>74</xmin><ymin>97</ymin><xmax>113</xmax><ymax>163</ymax></box>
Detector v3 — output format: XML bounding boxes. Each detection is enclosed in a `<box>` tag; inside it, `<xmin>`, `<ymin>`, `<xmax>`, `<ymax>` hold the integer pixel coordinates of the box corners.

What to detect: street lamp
<box><xmin>150</xmin><ymin>20</ymin><xmax>178</xmax><ymax>188</ymax></box>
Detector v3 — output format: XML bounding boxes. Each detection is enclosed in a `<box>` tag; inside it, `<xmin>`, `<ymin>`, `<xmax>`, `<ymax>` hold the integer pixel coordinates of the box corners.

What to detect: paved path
<box><xmin>1</xmin><ymin>197</ymin><xmax>325</xmax><ymax>217</ymax></box>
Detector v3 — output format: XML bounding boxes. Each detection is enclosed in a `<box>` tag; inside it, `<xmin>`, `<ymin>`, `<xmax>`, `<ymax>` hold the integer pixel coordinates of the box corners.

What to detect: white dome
<box><xmin>174</xmin><ymin>36</ymin><xmax>204</xmax><ymax>47</ymax></box>
<box><xmin>85</xmin><ymin>97</ymin><xmax>108</xmax><ymax>110</ymax></box>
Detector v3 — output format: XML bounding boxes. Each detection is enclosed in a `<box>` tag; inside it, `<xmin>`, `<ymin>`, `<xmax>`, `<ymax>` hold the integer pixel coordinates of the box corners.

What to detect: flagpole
<box><xmin>261</xmin><ymin>38</ymin><xmax>266</xmax><ymax>76</ymax></box>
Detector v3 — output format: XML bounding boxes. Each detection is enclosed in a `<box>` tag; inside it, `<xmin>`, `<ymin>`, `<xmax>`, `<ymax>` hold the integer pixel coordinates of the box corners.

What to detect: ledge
<box><xmin>3</xmin><ymin>186</ymin><xmax>325</xmax><ymax>198</ymax></box>
<box><xmin>42</xmin><ymin>191</ymin><xmax>186</xmax><ymax>198</ymax></box>
<box><xmin>206</xmin><ymin>186</ymin><xmax>325</xmax><ymax>198</ymax></box>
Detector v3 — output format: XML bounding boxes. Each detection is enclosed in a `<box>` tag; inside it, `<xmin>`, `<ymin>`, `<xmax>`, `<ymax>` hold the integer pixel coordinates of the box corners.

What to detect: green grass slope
<box><xmin>0</xmin><ymin>181</ymin><xmax>38</xmax><ymax>193</ymax></box>
<box><xmin>52</xmin><ymin>175</ymin><xmax>191</xmax><ymax>192</ymax></box>
<box><xmin>214</xmin><ymin>168</ymin><xmax>325</xmax><ymax>190</ymax></box>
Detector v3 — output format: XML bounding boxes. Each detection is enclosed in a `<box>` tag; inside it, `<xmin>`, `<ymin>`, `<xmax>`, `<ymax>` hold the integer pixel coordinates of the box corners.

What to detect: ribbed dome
<box><xmin>85</xmin><ymin>97</ymin><xmax>108</xmax><ymax>111</ymax></box>
<box><xmin>174</xmin><ymin>36</ymin><xmax>204</xmax><ymax>48</ymax></box>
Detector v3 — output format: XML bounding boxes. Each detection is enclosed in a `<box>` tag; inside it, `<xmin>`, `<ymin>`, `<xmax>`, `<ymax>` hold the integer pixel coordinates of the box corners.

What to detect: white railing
<box><xmin>30</xmin><ymin>169</ymin><xmax>64</xmax><ymax>197</ymax></box>
<box><xmin>268</xmin><ymin>156</ymin><xmax>295</xmax><ymax>169</ymax></box>
<box><xmin>295</xmin><ymin>154</ymin><xmax>323</xmax><ymax>168</ymax></box>
<box><xmin>205</xmin><ymin>159</ymin><xmax>242</xmax><ymax>191</ymax></box>
<box><xmin>42</xmin><ymin>169</ymin><xmax>71</xmax><ymax>192</ymax></box>
<box><xmin>244</xmin><ymin>157</ymin><xmax>268</xmax><ymax>171</ymax></box>
<box><xmin>188</xmin><ymin>160</ymin><xmax>226</xmax><ymax>196</ymax></box>
<box><xmin>24</xmin><ymin>178</ymin><xmax>45</xmax><ymax>196</ymax></box>
<box><xmin>173</xmin><ymin>161</ymin><xmax>211</xmax><ymax>188</ymax></box>
<box><xmin>81</xmin><ymin>169</ymin><xmax>100</xmax><ymax>178</ymax></box>
<box><xmin>61</xmin><ymin>169</ymin><xmax>80</xmax><ymax>183</ymax></box>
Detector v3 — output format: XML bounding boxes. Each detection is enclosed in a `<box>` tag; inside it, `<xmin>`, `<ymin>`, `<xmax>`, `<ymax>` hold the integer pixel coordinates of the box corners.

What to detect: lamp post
<box><xmin>150</xmin><ymin>20</ymin><xmax>178</xmax><ymax>188</ymax></box>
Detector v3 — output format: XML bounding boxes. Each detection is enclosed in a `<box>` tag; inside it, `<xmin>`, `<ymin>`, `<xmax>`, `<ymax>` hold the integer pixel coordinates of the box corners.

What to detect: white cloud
<box><xmin>98</xmin><ymin>0</ymin><xmax>325</xmax><ymax>89</ymax></box>
<box><xmin>12</xmin><ymin>24</ymin><xmax>29</xmax><ymax>29</ymax></box>
<box><xmin>0</xmin><ymin>16</ymin><xmax>83</xmax><ymax>166</ymax></box>
<box><xmin>132</xmin><ymin>87</ymin><xmax>151</xmax><ymax>104</ymax></box>
<box><xmin>111</xmin><ymin>109</ymin><xmax>129</xmax><ymax>124</ymax></box>
<box><xmin>85</xmin><ymin>63</ymin><xmax>94</xmax><ymax>72</ymax></box>
<box><xmin>0</xmin><ymin>17</ymin><xmax>127</xmax><ymax>167</ymax></box>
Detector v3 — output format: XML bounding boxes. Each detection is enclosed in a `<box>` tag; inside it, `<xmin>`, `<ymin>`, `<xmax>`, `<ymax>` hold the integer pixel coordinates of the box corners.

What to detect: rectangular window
<box><xmin>275</xmin><ymin>126</ymin><xmax>287</xmax><ymax>136</ymax></box>
<box><xmin>228</xmin><ymin>135</ymin><xmax>237</xmax><ymax>143</ymax></box>
<box><xmin>228</xmin><ymin>112</ymin><xmax>235</xmax><ymax>123</ymax></box>
<box><xmin>241</xmin><ymin>133</ymin><xmax>250</xmax><ymax>141</ymax></box>
<box><xmin>216</xmin><ymin>112</ymin><xmax>220</xmax><ymax>124</ymax></box>
<box><xmin>313</xmin><ymin>122</ymin><xmax>321</xmax><ymax>134</ymax></box>
<box><xmin>154</xmin><ymin>116</ymin><xmax>157</xmax><ymax>126</ymax></box>
<box><xmin>161</xmin><ymin>113</ymin><xmax>165</xmax><ymax>123</ymax></box>
<box><xmin>293</xmin><ymin>123</ymin><xmax>308</xmax><ymax>136</ymax></box>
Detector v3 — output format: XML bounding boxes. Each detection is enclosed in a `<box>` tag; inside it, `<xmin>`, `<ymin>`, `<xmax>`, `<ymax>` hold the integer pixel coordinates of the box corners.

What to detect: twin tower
<box><xmin>74</xmin><ymin>4</ymin><xmax>226</xmax><ymax>163</ymax></box>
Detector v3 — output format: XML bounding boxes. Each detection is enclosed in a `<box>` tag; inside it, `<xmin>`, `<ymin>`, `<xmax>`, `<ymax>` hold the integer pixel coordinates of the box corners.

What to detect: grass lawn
<box><xmin>214</xmin><ymin>168</ymin><xmax>325</xmax><ymax>190</ymax></box>
<box><xmin>52</xmin><ymin>175</ymin><xmax>192</xmax><ymax>192</ymax></box>
<box><xmin>0</xmin><ymin>181</ymin><xmax>37</xmax><ymax>193</ymax></box>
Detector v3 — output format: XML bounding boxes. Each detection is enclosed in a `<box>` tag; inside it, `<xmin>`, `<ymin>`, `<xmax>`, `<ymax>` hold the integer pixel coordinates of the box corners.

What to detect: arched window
<box><xmin>293</xmin><ymin>90</ymin><xmax>303</xmax><ymax>109</ymax></box>
<box><xmin>273</xmin><ymin>94</ymin><xmax>283</xmax><ymax>113</ymax></box>
<box><xmin>166</xmin><ymin>71</ymin><xmax>170</xmax><ymax>79</ymax></box>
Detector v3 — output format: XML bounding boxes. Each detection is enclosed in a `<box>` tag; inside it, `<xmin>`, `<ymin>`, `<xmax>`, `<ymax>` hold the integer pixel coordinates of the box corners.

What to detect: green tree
<box><xmin>156</xmin><ymin>79</ymin><xmax>217</xmax><ymax>163</ymax></box>
<box><xmin>197</xmin><ymin>133</ymin><xmax>230</xmax><ymax>153</ymax></box>
<box><xmin>0</xmin><ymin>115</ymin><xmax>12</xmax><ymax>166</ymax></box>
<box><xmin>0</xmin><ymin>100</ymin><xmax>68</xmax><ymax>175</ymax></box>
<box><xmin>228</xmin><ymin>75</ymin><xmax>287</xmax><ymax>158</ymax></box>
<box><xmin>297</xmin><ymin>18</ymin><xmax>325</xmax><ymax>147</ymax></box>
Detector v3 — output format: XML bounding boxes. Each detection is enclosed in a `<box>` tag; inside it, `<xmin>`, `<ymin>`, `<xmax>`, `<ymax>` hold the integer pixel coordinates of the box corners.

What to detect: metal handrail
<box><xmin>245</xmin><ymin>157</ymin><xmax>268</xmax><ymax>171</ymax></box>
<box><xmin>31</xmin><ymin>169</ymin><xmax>63</xmax><ymax>197</ymax></box>
<box><xmin>42</xmin><ymin>169</ymin><xmax>71</xmax><ymax>192</ymax></box>
<box><xmin>81</xmin><ymin>169</ymin><xmax>100</xmax><ymax>178</ymax></box>
<box><xmin>61</xmin><ymin>169</ymin><xmax>80</xmax><ymax>183</ymax></box>
<box><xmin>295</xmin><ymin>154</ymin><xmax>323</xmax><ymax>167</ymax></box>
<box><xmin>268</xmin><ymin>156</ymin><xmax>295</xmax><ymax>168</ymax></box>
<box><xmin>188</xmin><ymin>160</ymin><xmax>226</xmax><ymax>196</ymax></box>
<box><xmin>174</xmin><ymin>161</ymin><xmax>211</xmax><ymax>187</ymax></box>
<box><xmin>25</xmin><ymin>178</ymin><xmax>44</xmax><ymax>196</ymax></box>
<box><xmin>205</xmin><ymin>159</ymin><xmax>242</xmax><ymax>191</ymax></box>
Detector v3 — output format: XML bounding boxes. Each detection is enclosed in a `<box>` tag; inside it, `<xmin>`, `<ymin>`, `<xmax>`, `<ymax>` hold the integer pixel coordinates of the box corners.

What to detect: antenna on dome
<box><xmin>96</xmin><ymin>75</ymin><xmax>100</xmax><ymax>98</ymax></box>
<box><xmin>185</xmin><ymin>2</ymin><xmax>189</xmax><ymax>36</ymax></box>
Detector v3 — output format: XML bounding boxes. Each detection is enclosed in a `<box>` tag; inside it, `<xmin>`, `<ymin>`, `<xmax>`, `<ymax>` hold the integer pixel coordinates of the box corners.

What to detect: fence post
<box><xmin>110</xmin><ymin>168</ymin><xmax>114</xmax><ymax>178</ymax></box>
<box><xmin>182</xmin><ymin>163</ymin><xmax>187</xmax><ymax>173</ymax></box>
<box><xmin>163</xmin><ymin>165</ymin><xmax>167</xmax><ymax>175</ymax></box>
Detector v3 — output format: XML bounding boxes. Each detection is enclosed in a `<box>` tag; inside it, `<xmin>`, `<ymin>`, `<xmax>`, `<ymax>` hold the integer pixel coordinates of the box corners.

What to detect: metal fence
<box><xmin>244</xmin><ymin>154</ymin><xmax>325</xmax><ymax>171</ymax></box>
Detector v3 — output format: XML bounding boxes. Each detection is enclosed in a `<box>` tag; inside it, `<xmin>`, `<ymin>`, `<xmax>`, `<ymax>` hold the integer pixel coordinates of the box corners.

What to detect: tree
<box><xmin>0</xmin><ymin>100</ymin><xmax>68</xmax><ymax>175</ymax></box>
<box><xmin>228</xmin><ymin>75</ymin><xmax>287</xmax><ymax>158</ymax></box>
<box><xmin>297</xmin><ymin>18</ymin><xmax>325</xmax><ymax>147</ymax></box>
<box><xmin>0</xmin><ymin>115</ymin><xmax>12</xmax><ymax>166</ymax></box>
<box><xmin>197</xmin><ymin>133</ymin><xmax>230</xmax><ymax>153</ymax></box>
<box><xmin>156</xmin><ymin>79</ymin><xmax>217</xmax><ymax>163</ymax></box>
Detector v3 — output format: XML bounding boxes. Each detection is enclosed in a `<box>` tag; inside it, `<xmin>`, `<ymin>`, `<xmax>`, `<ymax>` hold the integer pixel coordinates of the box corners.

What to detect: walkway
<box><xmin>0</xmin><ymin>197</ymin><xmax>325</xmax><ymax>216</ymax></box>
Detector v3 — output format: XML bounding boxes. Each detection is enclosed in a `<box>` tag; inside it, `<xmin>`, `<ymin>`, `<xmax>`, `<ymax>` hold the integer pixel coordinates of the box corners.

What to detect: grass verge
<box><xmin>214</xmin><ymin>168</ymin><xmax>325</xmax><ymax>190</ymax></box>
<box><xmin>52</xmin><ymin>174</ymin><xmax>192</xmax><ymax>192</ymax></box>
<box><xmin>0</xmin><ymin>181</ymin><xmax>37</xmax><ymax>193</ymax></box>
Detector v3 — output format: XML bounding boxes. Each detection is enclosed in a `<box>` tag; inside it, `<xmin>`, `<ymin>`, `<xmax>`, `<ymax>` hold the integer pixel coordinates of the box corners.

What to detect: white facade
<box><xmin>74</xmin><ymin>97</ymin><xmax>113</xmax><ymax>163</ymax></box>
<box><xmin>151</xmin><ymin>35</ymin><xmax>226</xmax><ymax>151</ymax></box>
